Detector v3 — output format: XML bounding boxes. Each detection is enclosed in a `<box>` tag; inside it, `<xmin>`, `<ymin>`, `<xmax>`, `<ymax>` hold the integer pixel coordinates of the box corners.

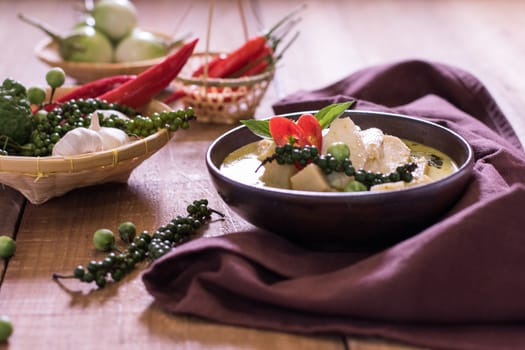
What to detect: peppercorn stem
<box><xmin>52</xmin><ymin>273</ymin><xmax>76</xmax><ymax>280</ymax></box>
<box><xmin>209</xmin><ymin>208</ymin><xmax>225</xmax><ymax>217</ymax></box>
<box><xmin>256</xmin><ymin>154</ymin><xmax>278</xmax><ymax>172</ymax></box>
<box><xmin>48</xmin><ymin>87</ymin><xmax>56</xmax><ymax>104</ymax></box>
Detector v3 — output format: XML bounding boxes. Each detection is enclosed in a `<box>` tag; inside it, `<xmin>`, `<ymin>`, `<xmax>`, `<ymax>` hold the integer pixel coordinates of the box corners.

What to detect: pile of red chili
<box><xmin>191</xmin><ymin>5</ymin><xmax>303</xmax><ymax>79</ymax></box>
<box><xmin>44</xmin><ymin>38</ymin><xmax>199</xmax><ymax>111</ymax></box>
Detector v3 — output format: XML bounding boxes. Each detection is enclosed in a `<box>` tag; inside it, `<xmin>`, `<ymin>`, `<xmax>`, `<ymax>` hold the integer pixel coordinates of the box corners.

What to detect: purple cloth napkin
<box><xmin>143</xmin><ymin>60</ymin><xmax>525</xmax><ymax>350</ymax></box>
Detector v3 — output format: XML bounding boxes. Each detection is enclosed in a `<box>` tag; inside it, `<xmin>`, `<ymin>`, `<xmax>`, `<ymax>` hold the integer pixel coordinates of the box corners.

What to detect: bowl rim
<box><xmin>206</xmin><ymin>109</ymin><xmax>475</xmax><ymax>200</ymax></box>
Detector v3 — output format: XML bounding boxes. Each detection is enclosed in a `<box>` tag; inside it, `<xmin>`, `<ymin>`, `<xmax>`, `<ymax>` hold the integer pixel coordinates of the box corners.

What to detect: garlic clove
<box><xmin>98</xmin><ymin>127</ymin><xmax>130</xmax><ymax>149</ymax></box>
<box><xmin>89</xmin><ymin>112</ymin><xmax>130</xmax><ymax>150</ymax></box>
<box><xmin>52</xmin><ymin>127</ymin><xmax>104</xmax><ymax>156</ymax></box>
<box><xmin>89</xmin><ymin>112</ymin><xmax>102</xmax><ymax>131</ymax></box>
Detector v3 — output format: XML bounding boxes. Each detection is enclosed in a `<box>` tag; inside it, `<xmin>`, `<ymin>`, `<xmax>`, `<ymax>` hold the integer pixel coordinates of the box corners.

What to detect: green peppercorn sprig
<box><xmin>53</xmin><ymin>199</ymin><xmax>224</xmax><ymax>289</ymax></box>
<box><xmin>4</xmin><ymin>98</ymin><xmax>196</xmax><ymax>157</ymax></box>
<box><xmin>260</xmin><ymin>144</ymin><xmax>418</xmax><ymax>190</ymax></box>
<box><xmin>104</xmin><ymin>108</ymin><xmax>196</xmax><ymax>138</ymax></box>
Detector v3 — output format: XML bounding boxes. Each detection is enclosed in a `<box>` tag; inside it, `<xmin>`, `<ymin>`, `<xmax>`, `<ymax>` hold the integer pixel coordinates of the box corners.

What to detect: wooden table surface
<box><xmin>1</xmin><ymin>0</ymin><xmax>524</xmax><ymax>349</ymax></box>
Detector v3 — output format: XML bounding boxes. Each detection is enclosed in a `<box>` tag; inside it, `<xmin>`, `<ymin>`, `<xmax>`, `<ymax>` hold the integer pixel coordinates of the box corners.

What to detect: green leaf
<box><xmin>315</xmin><ymin>101</ymin><xmax>354</xmax><ymax>129</ymax></box>
<box><xmin>240</xmin><ymin>119</ymin><xmax>271</xmax><ymax>139</ymax></box>
<box><xmin>239</xmin><ymin>101</ymin><xmax>355</xmax><ymax>140</ymax></box>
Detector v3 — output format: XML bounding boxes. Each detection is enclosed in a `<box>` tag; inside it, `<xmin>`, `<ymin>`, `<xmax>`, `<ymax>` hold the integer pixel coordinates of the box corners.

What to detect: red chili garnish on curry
<box><xmin>269</xmin><ymin>114</ymin><xmax>323</xmax><ymax>150</ymax></box>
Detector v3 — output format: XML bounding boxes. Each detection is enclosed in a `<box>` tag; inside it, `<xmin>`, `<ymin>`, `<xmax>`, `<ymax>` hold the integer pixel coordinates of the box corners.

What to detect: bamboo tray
<box><xmin>0</xmin><ymin>99</ymin><xmax>173</xmax><ymax>205</ymax></box>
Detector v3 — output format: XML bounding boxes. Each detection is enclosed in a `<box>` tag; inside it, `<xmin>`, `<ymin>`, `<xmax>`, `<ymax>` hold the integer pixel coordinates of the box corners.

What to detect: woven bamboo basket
<box><xmin>0</xmin><ymin>99</ymin><xmax>173</xmax><ymax>205</ymax></box>
<box><xmin>174</xmin><ymin>52</ymin><xmax>274</xmax><ymax>124</ymax></box>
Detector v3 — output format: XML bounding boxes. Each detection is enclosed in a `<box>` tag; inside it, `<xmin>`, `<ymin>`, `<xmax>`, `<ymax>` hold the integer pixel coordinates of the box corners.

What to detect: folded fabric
<box><xmin>143</xmin><ymin>60</ymin><xmax>525</xmax><ymax>350</ymax></box>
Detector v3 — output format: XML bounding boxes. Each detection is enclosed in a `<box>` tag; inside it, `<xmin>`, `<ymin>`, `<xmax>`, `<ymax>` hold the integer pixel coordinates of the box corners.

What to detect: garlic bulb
<box><xmin>52</xmin><ymin>127</ymin><xmax>104</xmax><ymax>156</ymax></box>
<box><xmin>52</xmin><ymin>112</ymin><xmax>130</xmax><ymax>156</ymax></box>
<box><xmin>88</xmin><ymin>112</ymin><xmax>130</xmax><ymax>150</ymax></box>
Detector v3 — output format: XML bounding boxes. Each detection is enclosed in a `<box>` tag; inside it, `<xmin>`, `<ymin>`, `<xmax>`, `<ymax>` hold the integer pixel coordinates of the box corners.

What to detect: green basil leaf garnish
<box><xmin>315</xmin><ymin>101</ymin><xmax>354</xmax><ymax>129</ymax></box>
<box><xmin>240</xmin><ymin>119</ymin><xmax>271</xmax><ymax>139</ymax></box>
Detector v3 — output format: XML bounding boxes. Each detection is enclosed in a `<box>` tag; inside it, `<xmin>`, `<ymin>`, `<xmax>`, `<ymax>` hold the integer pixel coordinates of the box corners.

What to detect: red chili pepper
<box><xmin>296</xmin><ymin>113</ymin><xmax>322</xmax><ymax>149</ymax></box>
<box><xmin>242</xmin><ymin>59</ymin><xmax>269</xmax><ymax>77</ymax></box>
<box><xmin>225</xmin><ymin>46</ymin><xmax>273</xmax><ymax>78</ymax></box>
<box><xmin>269</xmin><ymin>115</ymin><xmax>323</xmax><ymax>170</ymax></box>
<box><xmin>240</xmin><ymin>47</ymin><xmax>274</xmax><ymax>77</ymax></box>
<box><xmin>56</xmin><ymin>75</ymin><xmax>136</xmax><ymax>103</ymax></box>
<box><xmin>269</xmin><ymin>114</ymin><xmax>323</xmax><ymax>149</ymax></box>
<box><xmin>162</xmin><ymin>89</ymin><xmax>186</xmax><ymax>104</ymax></box>
<box><xmin>97</xmin><ymin>38</ymin><xmax>199</xmax><ymax>109</ymax></box>
<box><xmin>192</xmin><ymin>54</ymin><xmax>226</xmax><ymax>77</ymax></box>
<box><xmin>269</xmin><ymin>117</ymin><xmax>306</xmax><ymax>147</ymax></box>
<box><xmin>206</xmin><ymin>36</ymin><xmax>267</xmax><ymax>78</ymax></box>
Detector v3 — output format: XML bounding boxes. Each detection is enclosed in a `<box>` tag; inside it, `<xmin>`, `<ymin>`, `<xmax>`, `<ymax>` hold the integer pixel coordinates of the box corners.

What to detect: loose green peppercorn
<box><xmin>102</xmin><ymin>256</ymin><xmax>114</xmax><ymax>268</ymax></box>
<box><xmin>389</xmin><ymin>172</ymin><xmax>401</xmax><ymax>182</ymax></box>
<box><xmin>344</xmin><ymin>181</ymin><xmax>368</xmax><ymax>192</ymax></box>
<box><xmin>139</xmin><ymin>232</ymin><xmax>152</xmax><ymax>244</ymax></box>
<box><xmin>87</xmin><ymin>260</ymin><xmax>100</xmax><ymax>274</ymax></box>
<box><xmin>93</xmin><ymin>229</ymin><xmax>116</xmax><ymax>252</ymax></box>
<box><xmin>344</xmin><ymin>164</ymin><xmax>355</xmax><ymax>176</ymax></box>
<box><xmin>0</xmin><ymin>315</ymin><xmax>13</xmax><ymax>342</ymax></box>
<box><xmin>45</xmin><ymin>67</ymin><xmax>65</xmax><ymax>89</ymax></box>
<box><xmin>73</xmin><ymin>265</ymin><xmax>85</xmax><ymax>279</ymax></box>
<box><xmin>326</xmin><ymin>141</ymin><xmax>350</xmax><ymax>162</ymax></box>
<box><xmin>118</xmin><ymin>222</ymin><xmax>136</xmax><ymax>244</ymax></box>
<box><xmin>0</xmin><ymin>236</ymin><xmax>16</xmax><ymax>258</ymax></box>
<box><xmin>82</xmin><ymin>272</ymin><xmax>95</xmax><ymax>283</ymax></box>
<box><xmin>95</xmin><ymin>276</ymin><xmax>107</xmax><ymax>288</ymax></box>
<box><xmin>27</xmin><ymin>86</ymin><xmax>46</xmax><ymax>105</ymax></box>
<box><xmin>111</xmin><ymin>269</ymin><xmax>124</xmax><ymax>282</ymax></box>
<box><xmin>354</xmin><ymin>171</ymin><xmax>366</xmax><ymax>183</ymax></box>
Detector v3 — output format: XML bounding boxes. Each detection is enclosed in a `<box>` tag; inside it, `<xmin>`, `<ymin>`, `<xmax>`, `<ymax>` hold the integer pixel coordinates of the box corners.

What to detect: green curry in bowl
<box><xmin>222</xmin><ymin>110</ymin><xmax>458</xmax><ymax>193</ymax></box>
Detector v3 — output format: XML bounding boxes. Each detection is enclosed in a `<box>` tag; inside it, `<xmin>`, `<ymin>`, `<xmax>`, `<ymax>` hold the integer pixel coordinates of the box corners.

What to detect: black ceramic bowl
<box><xmin>206</xmin><ymin>110</ymin><xmax>474</xmax><ymax>250</ymax></box>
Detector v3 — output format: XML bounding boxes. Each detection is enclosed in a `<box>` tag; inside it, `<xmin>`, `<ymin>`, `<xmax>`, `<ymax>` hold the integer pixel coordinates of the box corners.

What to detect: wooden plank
<box><xmin>0</xmin><ymin>187</ymin><xmax>24</xmax><ymax>235</ymax></box>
